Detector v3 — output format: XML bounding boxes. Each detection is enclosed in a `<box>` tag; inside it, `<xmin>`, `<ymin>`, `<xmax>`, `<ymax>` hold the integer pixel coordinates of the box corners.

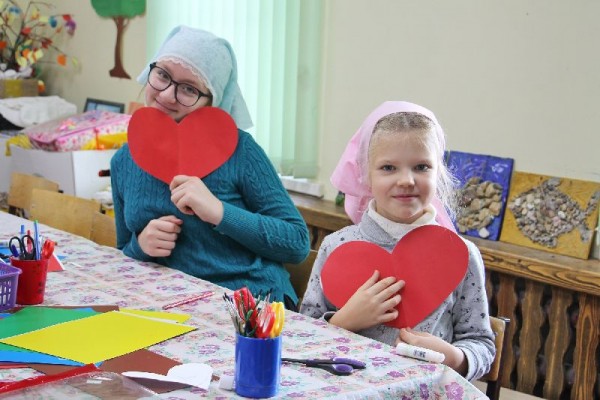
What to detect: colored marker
<box><xmin>162</xmin><ymin>291</ymin><xmax>215</xmax><ymax>310</ymax></box>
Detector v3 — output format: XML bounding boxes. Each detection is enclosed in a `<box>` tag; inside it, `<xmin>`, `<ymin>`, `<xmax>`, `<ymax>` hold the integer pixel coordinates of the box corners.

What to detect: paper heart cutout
<box><xmin>321</xmin><ymin>225</ymin><xmax>469</xmax><ymax>329</ymax></box>
<box><xmin>128</xmin><ymin>107</ymin><xmax>238</xmax><ymax>183</ymax></box>
<box><xmin>123</xmin><ymin>362</ymin><xmax>213</xmax><ymax>390</ymax></box>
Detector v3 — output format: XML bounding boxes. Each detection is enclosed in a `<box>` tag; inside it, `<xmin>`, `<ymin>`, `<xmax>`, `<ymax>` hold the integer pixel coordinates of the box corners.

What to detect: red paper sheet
<box><xmin>128</xmin><ymin>107</ymin><xmax>238</xmax><ymax>183</ymax></box>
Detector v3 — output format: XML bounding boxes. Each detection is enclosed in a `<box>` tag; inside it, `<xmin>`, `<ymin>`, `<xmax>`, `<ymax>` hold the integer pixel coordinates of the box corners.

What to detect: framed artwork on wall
<box><xmin>84</xmin><ymin>98</ymin><xmax>125</xmax><ymax>113</ymax></box>
<box><xmin>446</xmin><ymin>151</ymin><xmax>514</xmax><ymax>241</ymax></box>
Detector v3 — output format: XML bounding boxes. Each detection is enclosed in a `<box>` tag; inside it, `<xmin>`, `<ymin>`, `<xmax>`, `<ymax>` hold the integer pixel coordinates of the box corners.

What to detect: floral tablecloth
<box><xmin>0</xmin><ymin>211</ymin><xmax>486</xmax><ymax>399</ymax></box>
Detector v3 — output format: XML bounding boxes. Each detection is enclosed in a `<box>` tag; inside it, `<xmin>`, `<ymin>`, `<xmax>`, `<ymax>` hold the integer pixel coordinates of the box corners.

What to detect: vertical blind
<box><xmin>146</xmin><ymin>0</ymin><xmax>323</xmax><ymax>178</ymax></box>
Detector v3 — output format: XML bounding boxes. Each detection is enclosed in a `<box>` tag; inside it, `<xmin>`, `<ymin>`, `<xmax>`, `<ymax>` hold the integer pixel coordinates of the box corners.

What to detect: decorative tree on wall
<box><xmin>90</xmin><ymin>0</ymin><xmax>145</xmax><ymax>79</ymax></box>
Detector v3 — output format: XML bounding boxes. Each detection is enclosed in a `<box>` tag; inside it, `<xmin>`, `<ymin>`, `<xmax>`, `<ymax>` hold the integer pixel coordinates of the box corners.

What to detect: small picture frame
<box><xmin>84</xmin><ymin>98</ymin><xmax>125</xmax><ymax>113</ymax></box>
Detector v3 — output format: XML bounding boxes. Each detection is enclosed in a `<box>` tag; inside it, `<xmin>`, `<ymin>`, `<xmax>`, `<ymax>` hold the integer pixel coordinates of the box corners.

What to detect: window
<box><xmin>146</xmin><ymin>0</ymin><xmax>323</xmax><ymax>178</ymax></box>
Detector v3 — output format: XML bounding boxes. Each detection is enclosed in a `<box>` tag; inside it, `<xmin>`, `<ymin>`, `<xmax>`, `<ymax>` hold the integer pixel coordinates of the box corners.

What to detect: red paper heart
<box><xmin>321</xmin><ymin>225</ymin><xmax>469</xmax><ymax>329</ymax></box>
<box><xmin>128</xmin><ymin>107</ymin><xmax>238</xmax><ymax>183</ymax></box>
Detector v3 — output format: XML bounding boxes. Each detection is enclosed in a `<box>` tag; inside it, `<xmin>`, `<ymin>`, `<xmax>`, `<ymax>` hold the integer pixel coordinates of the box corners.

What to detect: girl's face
<box><xmin>145</xmin><ymin>60</ymin><xmax>212</xmax><ymax>122</ymax></box>
<box><xmin>367</xmin><ymin>129</ymin><xmax>438</xmax><ymax>224</ymax></box>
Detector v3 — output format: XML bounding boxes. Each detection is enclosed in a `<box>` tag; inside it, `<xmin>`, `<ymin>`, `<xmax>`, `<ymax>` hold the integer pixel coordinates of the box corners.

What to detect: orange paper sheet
<box><xmin>0</xmin><ymin>311</ymin><xmax>195</xmax><ymax>364</ymax></box>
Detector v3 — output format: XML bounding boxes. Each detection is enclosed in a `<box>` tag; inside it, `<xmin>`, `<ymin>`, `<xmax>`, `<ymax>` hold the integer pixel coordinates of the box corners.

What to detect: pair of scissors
<box><xmin>270</xmin><ymin>302</ymin><xmax>285</xmax><ymax>338</ymax></box>
<box><xmin>233</xmin><ymin>287</ymin><xmax>258</xmax><ymax>333</ymax></box>
<box><xmin>9</xmin><ymin>235</ymin><xmax>36</xmax><ymax>260</ymax></box>
<box><xmin>41</xmin><ymin>239</ymin><xmax>55</xmax><ymax>259</ymax></box>
<box><xmin>281</xmin><ymin>357</ymin><xmax>366</xmax><ymax>376</ymax></box>
<box><xmin>234</xmin><ymin>287</ymin><xmax>256</xmax><ymax>319</ymax></box>
<box><xmin>255</xmin><ymin>303</ymin><xmax>274</xmax><ymax>338</ymax></box>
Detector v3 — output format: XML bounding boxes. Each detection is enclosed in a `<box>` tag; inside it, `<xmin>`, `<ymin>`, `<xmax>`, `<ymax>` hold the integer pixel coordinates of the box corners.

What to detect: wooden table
<box><xmin>0</xmin><ymin>211</ymin><xmax>486</xmax><ymax>399</ymax></box>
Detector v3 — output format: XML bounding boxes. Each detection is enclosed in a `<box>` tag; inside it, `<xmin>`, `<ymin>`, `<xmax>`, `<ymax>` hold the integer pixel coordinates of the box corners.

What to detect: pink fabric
<box><xmin>330</xmin><ymin>101</ymin><xmax>456</xmax><ymax>231</ymax></box>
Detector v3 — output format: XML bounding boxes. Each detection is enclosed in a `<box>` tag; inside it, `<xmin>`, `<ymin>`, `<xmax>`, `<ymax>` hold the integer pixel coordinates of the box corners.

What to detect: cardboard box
<box><xmin>0</xmin><ymin>79</ymin><xmax>38</xmax><ymax>98</ymax></box>
<box><xmin>0</xmin><ymin>137</ymin><xmax>11</xmax><ymax>193</ymax></box>
<box><xmin>10</xmin><ymin>145</ymin><xmax>116</xmax><ymax>199</ymax></box>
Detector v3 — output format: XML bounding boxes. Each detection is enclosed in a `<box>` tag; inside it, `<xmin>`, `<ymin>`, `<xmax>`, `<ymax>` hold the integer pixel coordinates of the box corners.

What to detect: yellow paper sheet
<box><xmin>0</xmin><ymin>311</ymin><xmax>195</xmax><ymax>364</ymax></box>
<box><xmin>119</xmin><ymin>308</ymin><xmax>191</xmax><ymax>323</ymax></box>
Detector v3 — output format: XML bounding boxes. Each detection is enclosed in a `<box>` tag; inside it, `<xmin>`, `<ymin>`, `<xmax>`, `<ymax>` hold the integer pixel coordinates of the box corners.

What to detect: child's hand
<box><xmin>138</xmin><ymin>215</ymin><xmax>182</xmax><ymax>257</ymax></box>
<box><xmin>397</xmin><ymin>328</ymin><xmax>467</xmax><ymax>375</ymax></box>
<box><xmin>329</xmin><ymin>270</ymin><xmax>404</xmax><ymax>332</ymax></box>
<box><xmin>170</xmin><ymin>175</ymin><xmax>224</xmax><ymax>225</ymax></box>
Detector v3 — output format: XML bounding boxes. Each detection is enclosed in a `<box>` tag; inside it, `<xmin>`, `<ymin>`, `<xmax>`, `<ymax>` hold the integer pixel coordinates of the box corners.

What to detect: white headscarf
<box><xmin>137</xmin><ymin>25</ymin><xmax>253</xmax><ymax>130</ymax></box>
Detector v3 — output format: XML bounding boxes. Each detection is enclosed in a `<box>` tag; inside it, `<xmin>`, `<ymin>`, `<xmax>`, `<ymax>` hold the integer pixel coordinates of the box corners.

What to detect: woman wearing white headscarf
<box><xmin>111</xmin><ymin>26</ymin><xmax>309</xmax><ymax>307</ymax></box>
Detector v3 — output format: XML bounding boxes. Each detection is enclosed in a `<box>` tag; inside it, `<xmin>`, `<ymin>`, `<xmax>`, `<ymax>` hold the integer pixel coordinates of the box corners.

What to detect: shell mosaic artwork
<box><xmin>507</xmin><ymin>178</ymin><xmax>600</xmax><ymax>248</ymax></box>
<box><xmin>446</xmin><ymin>151</ymin><xmax>514</xmax><ymax>240</ymax></box>
<box><xmin>456</xmin><ymin>177</ymin><xmax>504</xmax><ymax>239</ymax></box>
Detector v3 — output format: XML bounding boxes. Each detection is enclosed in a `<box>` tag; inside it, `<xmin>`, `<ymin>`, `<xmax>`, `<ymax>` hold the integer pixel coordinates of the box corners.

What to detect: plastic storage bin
<box><xmin>0</xmin><ymin>263</ymin><xmax>21</xmax><ymax>311</ymax></box>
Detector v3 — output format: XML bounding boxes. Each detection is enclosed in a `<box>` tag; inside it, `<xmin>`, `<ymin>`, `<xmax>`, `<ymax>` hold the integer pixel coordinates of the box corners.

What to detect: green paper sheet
<box><xmin>0</xmin><ymin>307</ymin><xmax>97</xmax><ymax>353</ymax></box>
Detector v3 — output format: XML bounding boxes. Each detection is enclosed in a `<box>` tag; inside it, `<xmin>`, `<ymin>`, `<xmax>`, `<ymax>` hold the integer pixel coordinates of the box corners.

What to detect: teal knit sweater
<box><xmin>110</xmin><ymin>130</ymin><xmax>310</xmax><ymax>303</ymax></box>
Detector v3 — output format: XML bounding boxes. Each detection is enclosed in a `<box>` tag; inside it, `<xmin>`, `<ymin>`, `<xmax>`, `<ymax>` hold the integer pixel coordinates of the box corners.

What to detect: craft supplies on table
<box><xmin>0</xmin><ymin>212</ymin><xmax>488</xmax><ymax>399</ymax></box>
<box><xmin>223</xmin><ymin>287</ymin><xmax>286</xmax><ymax>398</ymax></box>
<box><xmin>10</xmin><ymin>257</ymin><xmax>48</xmax><ymax>305</ymax></box>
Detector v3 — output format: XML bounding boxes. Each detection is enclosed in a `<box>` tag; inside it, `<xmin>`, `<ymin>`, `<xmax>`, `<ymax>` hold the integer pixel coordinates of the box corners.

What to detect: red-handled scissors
<box><xmin>255</xmin><ymin>303</ymin><xmax>274</xmax><ymax>338</ymax></box>
<box><xmin>41</xmin><ymin>240</ymin><xmax>55</xmax><ymax>260</ymax></box>
<box><xmin>234</xmin><ymin>287</ymin><xmax>258</xmax><ymax>334</ymax></box>
<box><xmin>234</xmin><ymin>287</ymin><xmax>256</xmax><ymax>319</ymax></box>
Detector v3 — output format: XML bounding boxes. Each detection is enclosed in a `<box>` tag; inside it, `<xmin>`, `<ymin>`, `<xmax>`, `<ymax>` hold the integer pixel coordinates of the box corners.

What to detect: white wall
<box><xmin>319</xmin><ymin>0</ymin><xmax>599</xmax><ymax>200</ymax></box>
<box><xmin>43</xmin><ymin>0</ymin><xmax>600</xmax><ymax>256</ymax></box>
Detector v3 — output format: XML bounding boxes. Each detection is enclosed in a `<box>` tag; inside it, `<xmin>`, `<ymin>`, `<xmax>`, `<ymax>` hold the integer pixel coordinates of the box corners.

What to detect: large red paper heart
<box><xmin>321</xmin><ymin>225</ymin><xmax>469</xmax><ymax>329</ymax></box>
<box><xmin>128</xmin><ymin>107</ymin><xmax>238</xmax><ymax>183</ymax></box>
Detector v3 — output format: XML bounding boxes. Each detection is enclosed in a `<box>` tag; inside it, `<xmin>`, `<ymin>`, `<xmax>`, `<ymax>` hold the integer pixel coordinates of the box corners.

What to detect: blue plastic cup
<box><xmin>234</xmin><ymin>334</ymin><xmax>282</xmax><ymax>398</ymax></box>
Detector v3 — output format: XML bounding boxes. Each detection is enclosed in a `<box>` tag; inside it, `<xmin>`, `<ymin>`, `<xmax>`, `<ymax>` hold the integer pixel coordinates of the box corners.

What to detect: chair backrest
<box><xmin>481</xmin><ymin>316</ymin><xmax>511</xmax><ymax>400</ymax></box>
<box><xmin>127</xmin><ymin>101</ymin><xmax>144</xmax><ymax>114</ymax></box>
<box><xmin>284</xmin><ymin>250</ymin><xmax>317</xmax><ymax>303</ymax></box>
<box><xmin>30</xmin><ymin>188</ymin><xmax>101</xmax><ymax>239</ymax></box>
<box><xmin>7</xmin><ymin>172</ymin><xmax>60</xmax><ymax>217</ymax></box>
<box><xmin>90</xmin><ymin>211</ymin><xmax>117</xmax><ymax>247</ymax></box>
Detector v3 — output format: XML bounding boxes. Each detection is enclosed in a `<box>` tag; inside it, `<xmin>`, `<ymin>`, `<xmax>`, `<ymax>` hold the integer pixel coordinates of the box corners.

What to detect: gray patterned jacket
<box><xmin>299</xmin><ymin>212</ymin><xmax>495</xmax><ymax>381</ymax></box>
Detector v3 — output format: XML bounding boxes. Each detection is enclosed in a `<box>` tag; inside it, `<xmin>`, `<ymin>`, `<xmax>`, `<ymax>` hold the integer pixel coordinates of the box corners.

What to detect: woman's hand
<box><xmin>138</xmin><ymin>215</ymin><xmax>183</xmax><ymax>257</ymax></box>
<box><xmin>329</xmin><ymin>270</ymin><xmax>404</xmax><ymax>332</ymax></box>
<box><xmin>396</xmin><ymin>328</ymin><xmax>467</xmax><ymax>375</ymax></box>
<box><xmin>170</xmin><ymin>175</ymin><xmax>224</xmax><ymax>225</ymax></box>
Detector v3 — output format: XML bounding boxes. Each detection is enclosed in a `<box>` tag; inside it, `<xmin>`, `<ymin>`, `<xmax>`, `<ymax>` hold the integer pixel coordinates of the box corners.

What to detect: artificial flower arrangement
<box><xmin>0</xmin><ymin>0</ymin><xmax>77</xmax><ymax>79</ymax></box>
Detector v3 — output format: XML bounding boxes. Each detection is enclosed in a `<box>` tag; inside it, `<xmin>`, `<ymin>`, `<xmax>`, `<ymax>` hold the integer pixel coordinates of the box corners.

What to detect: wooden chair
<box><xmin>90</xmin><ymin>211</ymin><xmax>117</xmax><ymax>247</ymax></box>
<box><xmin>284</xmin><ymin>249</ymin><xmax>317</xmax><ymax>303</ymax></box>
<box><xmin>29</xmin><ymin>188</ymin><xmax>101</xmax><ymax>239</ymax></box>
<box><xmin>127</xmin><ymin>101</ymin><xmax>144</xmax><ymax>114</ymax></box>
<box><xmin>7</xmin><ymin>172</ymin><xmax>60</xmax><ymax>218</ymax></box>
<box><xmin>479</xmin><ymin>316</ymin><xmax>511</xmax><ymax>400</ymax></box>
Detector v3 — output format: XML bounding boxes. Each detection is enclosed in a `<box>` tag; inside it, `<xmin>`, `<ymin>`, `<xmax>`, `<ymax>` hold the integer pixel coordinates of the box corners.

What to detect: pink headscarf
<box><xmin>330</xmin><ymin>101</ymin><xmax>456</xmax><ymax>231</ymax></box>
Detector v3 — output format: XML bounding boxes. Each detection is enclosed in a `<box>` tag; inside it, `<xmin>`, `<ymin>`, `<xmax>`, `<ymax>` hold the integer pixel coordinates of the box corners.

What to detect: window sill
<box><xmin>279</xmin><ymin>175</ymin><xmax>324</xmax><ymax>198</ymax></box>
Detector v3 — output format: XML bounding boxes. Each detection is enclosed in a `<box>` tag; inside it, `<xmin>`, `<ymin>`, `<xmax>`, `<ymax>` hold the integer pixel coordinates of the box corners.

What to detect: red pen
<box><xmin>26</xmin><ymin>230</ymin><xmax>32</xmax><ymax>252</ymax></box>
<box><xmin>162</xmin><ymin>291</ymin><xmax>215</xmax><ymax>310</ymax></box>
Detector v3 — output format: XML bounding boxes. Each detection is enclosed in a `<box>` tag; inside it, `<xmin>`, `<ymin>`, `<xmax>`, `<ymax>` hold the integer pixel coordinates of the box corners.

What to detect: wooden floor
<box><xmin>473</xmin><ymin>381</ymin><xmax>544</xmax><ymax>399</ymax></box>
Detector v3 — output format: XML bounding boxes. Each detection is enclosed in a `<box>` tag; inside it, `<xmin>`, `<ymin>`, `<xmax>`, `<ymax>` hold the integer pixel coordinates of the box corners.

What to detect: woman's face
<box><xmin>145</xmin><ymin>60</ymin><xmax>212</xmax><ymax>122</ymax></box>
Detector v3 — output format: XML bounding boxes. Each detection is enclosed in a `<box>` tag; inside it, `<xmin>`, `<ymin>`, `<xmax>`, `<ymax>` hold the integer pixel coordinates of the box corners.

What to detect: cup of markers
<box><xmin>9</xmin><ymin>222</ymin><xmax>55</xmax><ymax>305</ymax></box>
<box><xmin>223</xmin><ymin>287</ymin><xmax>285</xmax><ymax>398</ymax></box>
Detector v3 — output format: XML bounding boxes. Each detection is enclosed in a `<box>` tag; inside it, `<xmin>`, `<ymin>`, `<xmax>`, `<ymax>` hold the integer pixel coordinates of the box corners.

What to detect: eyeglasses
<box><xmin>147</xmin><ymin>62</ymin><xmax>211</xmax><ymax>107</ymax></box>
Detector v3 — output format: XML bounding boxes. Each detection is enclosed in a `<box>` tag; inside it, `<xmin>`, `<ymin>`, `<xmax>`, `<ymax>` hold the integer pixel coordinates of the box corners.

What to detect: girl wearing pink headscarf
<box><xmin>300</xmin><ymin>102</ymin><xmax>494</xmax><ymax>380</ymax></box>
